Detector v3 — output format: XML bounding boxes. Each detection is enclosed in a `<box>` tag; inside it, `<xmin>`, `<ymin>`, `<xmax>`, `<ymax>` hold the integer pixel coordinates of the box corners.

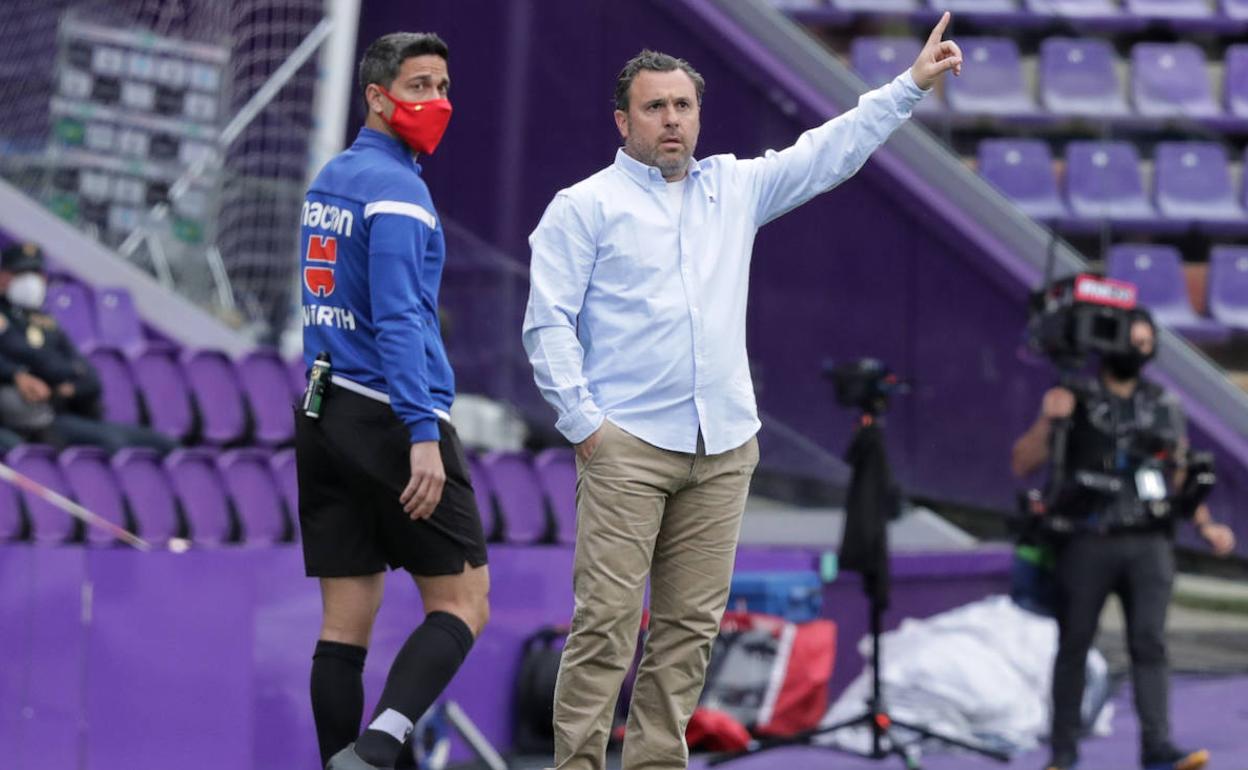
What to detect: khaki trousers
<box><xmin>552</xmin><ymin>420</ymin><xmax>759</xmax><ymax>770</ymax></box>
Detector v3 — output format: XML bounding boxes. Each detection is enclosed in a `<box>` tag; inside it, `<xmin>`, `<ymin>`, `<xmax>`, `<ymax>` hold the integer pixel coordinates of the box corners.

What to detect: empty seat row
<box><xmin>1105</xmin><ymin>243</ymin><xmax>1248</xmax><ymax>344</ymax></box>
<box><xmin>0</xmin><ymin>444</ymin><xmax>296</xmax><ymax>547</ymax></box>
<box><xmin>780</xmin><ymin>0</ymin><xmax>1248</xmax><ymax>23</ymax></box>
<box><xmin>853</xmin><ymin>37</ymin><xmax>1248</xmax><ymax>121</ymax></box>
<box><xmin>93</xmin><ymin>347</ymin><xmax>298</xmax><ymax>447</ymax></box>
<box><xmin>44</xmin><ymin>280</ymin><xmax>155</xmax><ymax>354</ymax></box>
<box><xmin>979</xmin><ymin>139</ymin><xmax>1248</xmax><ymax>231</ymax></box>
<box><xmin>470</xmin><ymin>448</ymin><xmax>576</xmax><ymax>546</ymax></box>
<box><xmin>0</xmin><ymin>443</ymin><xmax>581</xmax><ymax>549</ymax></box>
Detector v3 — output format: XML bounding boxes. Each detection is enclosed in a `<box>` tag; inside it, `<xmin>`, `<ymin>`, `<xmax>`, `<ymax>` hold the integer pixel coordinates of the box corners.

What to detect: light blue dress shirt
<box><xmin>523</xmin><ymin>71</ymin><xmax>926</xmax><ymax>455</ymax></box>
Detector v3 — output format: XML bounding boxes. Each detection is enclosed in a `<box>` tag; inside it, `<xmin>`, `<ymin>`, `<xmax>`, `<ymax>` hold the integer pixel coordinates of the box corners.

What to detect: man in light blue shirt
<box><xmin>524</xmin><ymin>14</ymin><xmax>963</xmax><ymax>770</ymax></box>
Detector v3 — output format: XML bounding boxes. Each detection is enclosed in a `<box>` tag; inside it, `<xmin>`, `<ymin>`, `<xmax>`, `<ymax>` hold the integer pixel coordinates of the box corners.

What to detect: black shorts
<box><xmin>295</xmin><ymin>386</ymin><xmax>489</xmax><ymax>578</ymax></box>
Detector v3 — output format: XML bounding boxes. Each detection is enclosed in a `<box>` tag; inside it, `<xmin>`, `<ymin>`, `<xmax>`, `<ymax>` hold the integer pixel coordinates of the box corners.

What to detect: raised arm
<box><xmin>741</xmin><ymin>12</ymin><xmax>962</xmax><ymax>226</ymax></box>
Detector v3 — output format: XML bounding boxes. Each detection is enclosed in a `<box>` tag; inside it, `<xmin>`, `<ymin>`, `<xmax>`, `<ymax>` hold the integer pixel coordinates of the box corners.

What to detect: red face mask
<box><xmin>378</xmin><ymin>87</ymin><xmax>452</xmax><ymax>155</ymax></box>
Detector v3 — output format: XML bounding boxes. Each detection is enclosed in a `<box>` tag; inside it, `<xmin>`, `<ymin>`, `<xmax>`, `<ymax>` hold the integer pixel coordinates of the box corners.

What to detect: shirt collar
<box><xmin>354</xmin><ymin>127</ymin><xmax>422</xmax><ymax>174</ymax></box>
<box><xmin>613</xmin><ymin>147</ymin><xmax>702</xmax><ymax>188</ymax></box>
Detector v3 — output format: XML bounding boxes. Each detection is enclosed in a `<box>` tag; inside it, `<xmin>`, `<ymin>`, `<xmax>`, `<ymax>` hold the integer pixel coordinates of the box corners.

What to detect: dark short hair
<box><xmin>358</xmin><ymin>32</ymin><xmax>449</xmax><ymax>97</ymax></box>
<box><xmin>1130</xmin><ymin>307</ymin><xmax>1157</xmax><ymax>335</ymax></box>
<box><xmin>614</xmin><ymin>50</ymin><xmax>705</xmax><ymax>112</ymax></box>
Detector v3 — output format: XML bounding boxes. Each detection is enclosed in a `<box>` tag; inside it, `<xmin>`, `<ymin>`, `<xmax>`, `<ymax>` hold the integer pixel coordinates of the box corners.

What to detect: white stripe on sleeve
<box><xmin>363</xmin><ymin>200</ymin><xmax>437</xmax><ymax>229</ymax></box>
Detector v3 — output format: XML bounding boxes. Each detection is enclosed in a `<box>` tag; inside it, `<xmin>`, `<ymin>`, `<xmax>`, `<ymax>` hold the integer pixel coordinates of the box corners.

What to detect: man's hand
<box><xmin>57</xmin><ymin>382</ymin><xmax>75</xmax><ymax>399</ymax></box>
<box><xmin>14</xmin><ymin>371</ymin><xmax>51</xmax><ymax>403</ymax></box>
<box><xmin>400</xmin><ymin>441</ymin><xmax>446</xmax><ymax>520</ymax></box>
<box><xmin>1012</xmin><ymin>387</ymin><xmax>1073</xmax><ymax>477</ymax></box>
<box><xmin>1041</xmin><ymin>387</ymin><xmax>1076</xmax><ymax>422</ymax></box>
<box><xmin>911</xmin><ymin>12</ymin><xmax>963</xmax><ymax>90</ymax></box>
<box><xmin>576</xmin><ymin>422</ymin><xmax>608</xmax><ymax>465</ymax></box>
<box><xmin>1199</xmin><ymin>521</ymin><xmax>1236</xmax><ymax>557</ymax></box>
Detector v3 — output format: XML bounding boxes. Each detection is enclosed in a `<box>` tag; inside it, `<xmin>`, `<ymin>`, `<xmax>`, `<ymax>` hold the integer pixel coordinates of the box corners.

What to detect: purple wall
<box><xmin>0</xmin><ymin>543</ymin><xmax>1009</xmax><ymax>769</ymax></box>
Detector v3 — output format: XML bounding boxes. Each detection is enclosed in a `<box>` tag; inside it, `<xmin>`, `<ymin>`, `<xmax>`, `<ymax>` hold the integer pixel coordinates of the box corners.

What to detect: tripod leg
<box><xmin>810</xmin><ymin>710</ymin><xmax>876</xmax><ymax>735</ymax></box>
<box><xmin>887</xmin><ymin>717</ymin><xmax>1011</xmax><ymax>762</ymax></box>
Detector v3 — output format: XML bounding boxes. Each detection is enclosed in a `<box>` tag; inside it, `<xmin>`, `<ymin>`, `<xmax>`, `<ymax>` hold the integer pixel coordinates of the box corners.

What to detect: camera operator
<box><xmin>1011</xmin><ymin>310</ymin><xmax>1235</xmax><ymax>770</ymax></box>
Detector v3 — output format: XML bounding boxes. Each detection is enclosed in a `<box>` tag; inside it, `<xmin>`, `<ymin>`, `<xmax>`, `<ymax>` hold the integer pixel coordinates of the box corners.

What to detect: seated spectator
<box><xmin>0</xmin><ymin>243</ymin><xmax>176</xmax><ymax>454</ymax></box>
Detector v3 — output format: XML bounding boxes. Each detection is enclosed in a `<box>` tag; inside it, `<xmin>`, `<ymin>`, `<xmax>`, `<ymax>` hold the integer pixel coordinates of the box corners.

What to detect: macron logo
<box><xmin>302</xmin><ymin>201</ymin><xmax>354</xmax><ymax>237</ymax></box>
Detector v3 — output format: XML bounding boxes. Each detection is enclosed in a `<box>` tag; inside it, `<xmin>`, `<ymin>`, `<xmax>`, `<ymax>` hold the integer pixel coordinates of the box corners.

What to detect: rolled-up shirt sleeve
<box><xmin>739</xmin><ymin>69</ymin><xmax>927</xmax><ymax>227</ymax></box>
<box><xmin>523</xmin><ymin>193</ymin><xmax>603</xmax><ymax>444</ymax></box>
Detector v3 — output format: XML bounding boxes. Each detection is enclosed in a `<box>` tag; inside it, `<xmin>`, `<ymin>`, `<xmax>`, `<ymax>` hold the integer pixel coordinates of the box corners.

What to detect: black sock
<box><xmin>354</xmin><ymin>611</ymin><xmax>474</xmax><ymax>767</ymax></box>
<box><xmin>311</xmin><ymin>640</ymin><xmax>367</xmax><ymax>767</ymax></box>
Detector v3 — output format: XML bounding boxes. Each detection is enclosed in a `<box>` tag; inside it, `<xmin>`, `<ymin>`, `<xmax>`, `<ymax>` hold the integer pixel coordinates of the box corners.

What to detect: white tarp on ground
<box><xmin>817</xmin><ymin>595</ymin><xmax>1113</xmax><ymax>756</ymax></box>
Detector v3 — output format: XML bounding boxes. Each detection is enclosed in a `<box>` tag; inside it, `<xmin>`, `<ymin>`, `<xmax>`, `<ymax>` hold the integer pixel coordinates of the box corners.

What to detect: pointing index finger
<box><xmin>927</xmin><ymin>11</ymin><xmax>951</xmax><ymax>47</ymax></box>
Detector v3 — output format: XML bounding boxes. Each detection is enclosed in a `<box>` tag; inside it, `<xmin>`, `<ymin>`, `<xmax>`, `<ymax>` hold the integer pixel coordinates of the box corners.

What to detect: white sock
<box><xmin>366</xmin><ymin>707</ymin><xmax>413</xmax><ymax>742</ymax></box>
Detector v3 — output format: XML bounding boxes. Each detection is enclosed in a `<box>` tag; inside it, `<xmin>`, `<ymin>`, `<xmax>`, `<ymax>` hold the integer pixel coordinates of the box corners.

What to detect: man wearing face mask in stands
<box><xmin>0</xmin><ymin>242</ymin><xmax>176</xmax><ymax>454</ymax></box>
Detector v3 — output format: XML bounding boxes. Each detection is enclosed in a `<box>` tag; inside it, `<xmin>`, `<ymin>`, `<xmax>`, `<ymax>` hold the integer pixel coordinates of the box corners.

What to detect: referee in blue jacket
<box><xmin>295</xmin><ymin>32</ymin><xmax>489</xmax><ymax>770</ymax></box>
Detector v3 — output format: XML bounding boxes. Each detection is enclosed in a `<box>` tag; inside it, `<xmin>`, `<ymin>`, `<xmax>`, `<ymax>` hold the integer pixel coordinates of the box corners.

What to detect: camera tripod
<box><xmin>711</xmin><ymin>413</ymin><xmax>1011</xmax><ymax>769</ymax></box>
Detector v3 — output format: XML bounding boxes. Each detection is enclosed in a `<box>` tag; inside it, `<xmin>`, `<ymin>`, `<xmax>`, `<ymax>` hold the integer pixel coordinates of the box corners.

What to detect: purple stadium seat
<box><xmin>181</xmin><ymin>349</ymin><xmax>247</xmax><ymax>445</ymax></box>
<box><xmin>1131</xmin><ymin>43</ymin><xmax>1219</xmax><ymax>118</ymax></box>
<box><xmin>534</xmin><ymin>448</ymin><xmax>577</xmax><ymax>545</ymax></box>
<box><xmin>218</xmin><ymin>449</ymin><xmax>289</xmax><ymax>545</ymax></box>
<box><xmin>978</xmin><ymin>139</ymin><xmax>1068</xmax><ymax>221</ymax></box>
<box><xmin>831</xmin><ymin>0</ymin><xmax>918</xmax><ymax>10</ymax></box>
<box><xmin>930</xmin><ymin>0</ymin><xmax>1018</xmax><ymax>11</ymax></box>
<box><xmin>1106</xmin><ymin>244</ymin><xmax>1230</xmax><ymax>343</ymax></box>
<box><xmin>44</xmin><ymin>281</ymin><xmax>96</xmax><ymax>349</ymax></box>
<box><xmin>478</xmin><ymin>451</ymin><xmax>549</xmax><ymax>544</ymax></box>
<box><xmin>113</xmin><ymin>448</ymin><xmax>180</xmax><ymax>545</ymax></box>
<box><xmin>1065</xmin><ymin>141</ymin><xmax>1156</xmax><ymax>224</ymax></box>
<box><xmin>0</xmin><ymin>469</ymin><xmax>24</xmax><ymax>541</ymax></box>
<box><xmin>1124</xmin><ymin>0</ymin><xmax>1212</xmax><ymax>16</ymax></box>
<box><xmin>1209</xmin><ymin>246</ymin><xmax>1248</xmax><ymax>332</ymax></box>
<box><xmin>1040</xmin><ymin>38</ymin><xmax>1129</xmax><ymax>117</ymax></box>
<box><xmin>287</xmin><ymin>358</ymin><xmax>306</xmax><ymax>403</ymax></box>
<box><xmin>945</xmin><ymin>38</ymin><xmax>1035</xmax><ymax>116</ymax></box>
<box><xmin>236</xmin><ymin>350</ymin><xmax>295</xmax><ymax>446</ymax></box>
<box><xmin>93</xmin><ymin>287</ymin><xmax>144</xmax><ymax>353</ymax></box>
<box><xmin>1229</xmin><ymin>45</ymin><xmax>1248</xmax><ymax>118</ymax></box>
<box><xmin>1227</xmin><ymin>0</ymin><xmax>1248</xmax><ymax>20</ymax></box>
<box><xmin>466</xmin><ymin>453</ymin><xmax>499</xmax><ymax>541</ymax></box>
<box><xmin>770</xmin><ymin>0</ymin><xmax>820</xmax><ymax>8</ymax></box>
<box><xmin>7</xmin><ymin>444</ymin><xmax>77</xmax><ymax>544</ymax></box>
<box><xmin>1024</xmin><ymin>0</ymin><xmax>1120</xmax><ymax>17</ymax></box>
<box><xmin>131</xmin><ymin>348</ymin><xmax>195</xmax><ymax>441</ymax></box>
<box><xmin>165</xmin><ymin>448</ymin><xmax>235</xmax><ymax>545</ymax></box>
<box><xmin>1154</xmin><ymin>142</ymin><xmax>1245</xmax><ymax>224</ymax></box>
<box><xmin>87</xmin><ymin>347</ymin><xmax>141</xmax><ymax>425</ymax></box>
<box><xmin>270</xmin><ymin>448</ymin><xmax>297</xmax><ymax>525</ymax></box>
<box><xmin>60</xmin><ymin>446</ymin><xmax>131</xmax><ymax>546</ymax></box>
<box><xmin>850</xmin><ymin>38</ymin><xmax>942</xmax><ymax>114</ymax></box>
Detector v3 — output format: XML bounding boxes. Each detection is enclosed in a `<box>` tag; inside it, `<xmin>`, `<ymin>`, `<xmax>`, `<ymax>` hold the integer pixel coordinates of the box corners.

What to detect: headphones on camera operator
<box><xmin>1018</xmin><ymin>272</ymin><xmax>1216</xmax><ymax>539</ymax></box>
